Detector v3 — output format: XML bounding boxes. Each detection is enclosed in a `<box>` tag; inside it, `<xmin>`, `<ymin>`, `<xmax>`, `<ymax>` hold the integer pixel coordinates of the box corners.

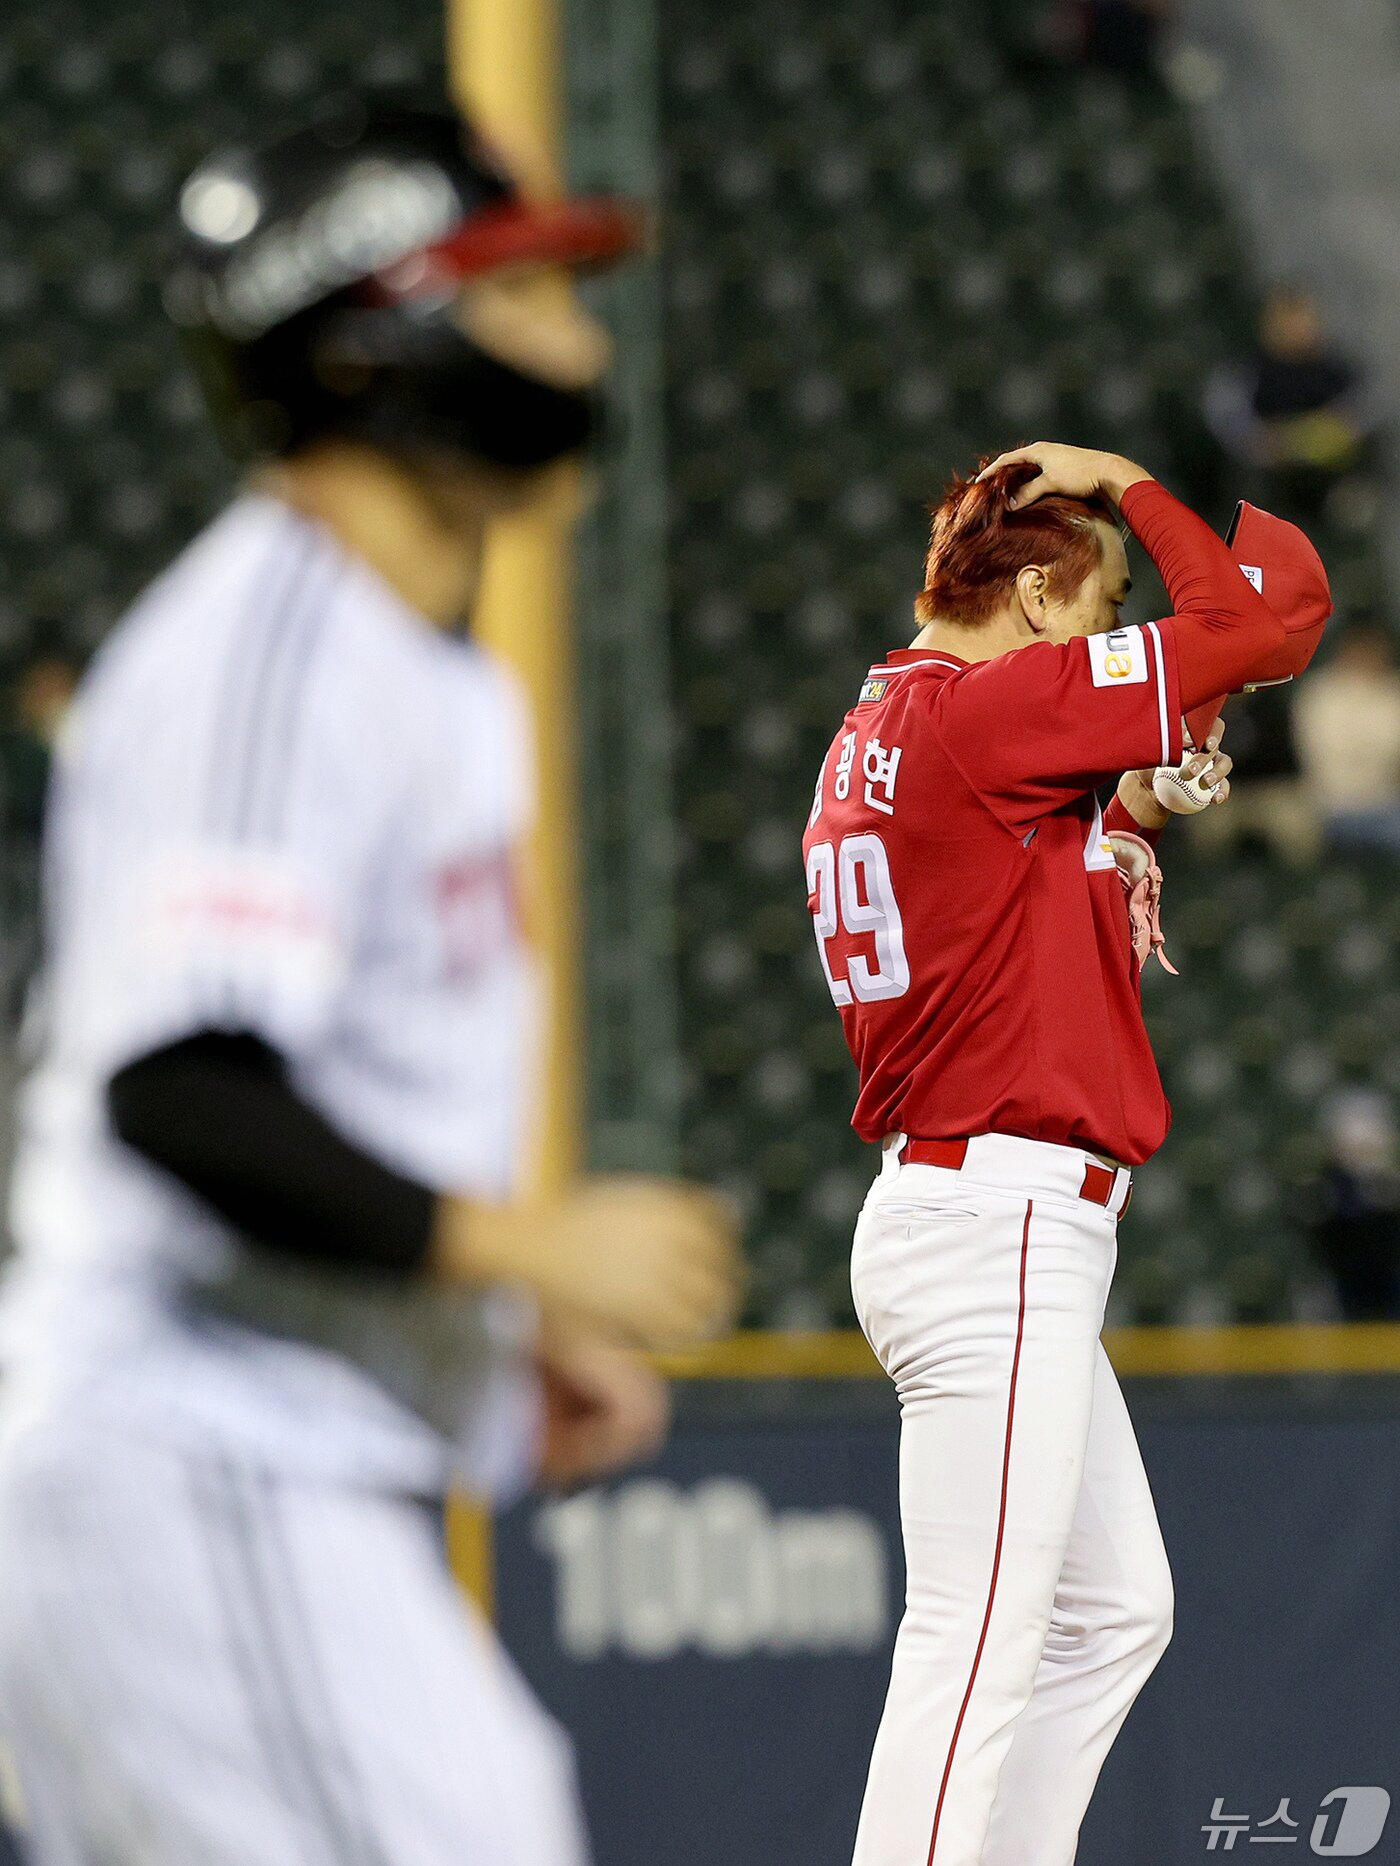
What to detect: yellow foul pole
<box><xmin>445</xmin><ymin>0</ymin><xmax>579</xmax><ymax>1614</ymax></box>
<box><xmin>448</xmin><ymin>0</ymin><xmax>580</xmax><ymax>1195</ymax></box>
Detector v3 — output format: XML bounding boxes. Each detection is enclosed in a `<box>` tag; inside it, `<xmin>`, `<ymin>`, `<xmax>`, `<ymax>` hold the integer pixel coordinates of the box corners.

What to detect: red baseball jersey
<box><xmin>803</xmin><ymin>624</ymin><xmax>1183</xmax><ymax>1166</ymax></box>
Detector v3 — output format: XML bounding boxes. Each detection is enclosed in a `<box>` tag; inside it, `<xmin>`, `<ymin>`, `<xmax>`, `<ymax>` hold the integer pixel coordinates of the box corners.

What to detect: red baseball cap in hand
<box><xmin>1225</xmin><ymin>499</ymin><xmax>1333</xmax><ymax>685</ymax></box>
<box><xmin>1182</xmin><ymin>500</ymin><xmax>1333</xmax><ymax>750</ymax></box>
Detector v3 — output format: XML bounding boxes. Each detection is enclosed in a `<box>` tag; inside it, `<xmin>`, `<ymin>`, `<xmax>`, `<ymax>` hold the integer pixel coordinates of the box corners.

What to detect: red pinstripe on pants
<box><xmin>923</xmin><ymin>1199</ymin><xmax>1033</xmax><ymax>1866</ymax></box>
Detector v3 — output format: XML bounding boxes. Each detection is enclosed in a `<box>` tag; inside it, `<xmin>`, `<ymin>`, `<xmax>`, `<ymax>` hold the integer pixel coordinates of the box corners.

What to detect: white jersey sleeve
<box><xmin>49</xmin><ymin>514</ymin><xmax>412</xmax><ymax>1076</ymax></box>
<box><xmin>116</xmin><ymin>743</ymin><xmax>397</xmax><ymax>1062</ymax></box>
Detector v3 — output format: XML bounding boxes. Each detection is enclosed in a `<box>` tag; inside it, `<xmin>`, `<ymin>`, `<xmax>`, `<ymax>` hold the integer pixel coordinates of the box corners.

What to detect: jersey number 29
<box><xmin>806</xmin><ymin>834</ymin><xmax>910</xmax><ymax>1006</ymax></box>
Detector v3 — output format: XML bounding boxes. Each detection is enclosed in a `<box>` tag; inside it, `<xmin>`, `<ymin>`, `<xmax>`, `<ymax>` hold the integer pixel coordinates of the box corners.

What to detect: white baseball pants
<box><xmin>850</xmin><ymin>1134</ymin><xmax>1173</xmax><ymax>1866</ymax></box>
<box><xmin>0</xmin><ymin>1414</ymin><xmax>587</xmax><ymax>1866</ymax></box>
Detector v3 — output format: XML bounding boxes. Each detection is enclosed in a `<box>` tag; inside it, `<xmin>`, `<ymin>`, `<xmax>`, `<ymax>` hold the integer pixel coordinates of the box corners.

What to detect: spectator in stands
<box><xmin>1293</xmin><ymin>624</ymin><xmax>1400</xmax><ymax>857</ymax></box>
<box><xmin>1205</xmin><ymin>287</ymin><xmax>1373</xmax><ymax>522</ymax></box>
<box><xmin>1037</xmin><ymin>0</ymin><xmax>1173</xmax><ymax>79</ymax></box>
<box><xmin>1079</xmin><ymin>0</ymin><xmax>1173</xmax><ymax>76</ymax></box>
<box><xmin>0</xmin><ymin>653</ymin><xmax>78</xmax><ymax>841</ymax></box>
<box><xmin>1307</xmin><ymin>1089</ymin><xmax>1400</xmax><ymax>1320</ymax></box>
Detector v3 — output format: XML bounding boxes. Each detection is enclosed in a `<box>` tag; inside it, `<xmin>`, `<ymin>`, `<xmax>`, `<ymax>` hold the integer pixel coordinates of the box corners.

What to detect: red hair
<box><xmin>915</xmin><ymin>459</ymin><xmax>1115</xmax><ymax>626</ymax></box>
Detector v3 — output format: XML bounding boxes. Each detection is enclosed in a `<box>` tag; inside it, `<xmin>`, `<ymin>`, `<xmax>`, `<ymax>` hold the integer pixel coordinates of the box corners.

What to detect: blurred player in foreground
<box><xmin>803</xmin><ymin>441</ymin><xmax>1329</xmax><ymax>1866</ymax></box>
<box><xmin>0</xmin><ymin>96</ymin><xmax>737</xmax><ymax>1865</ymax></box>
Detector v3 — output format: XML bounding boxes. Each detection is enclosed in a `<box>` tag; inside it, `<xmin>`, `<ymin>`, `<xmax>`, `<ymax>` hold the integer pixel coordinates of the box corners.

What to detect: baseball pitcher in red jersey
<box><xmin>802</xmin><ymin>441</ymin><xmax>1331</xmax><ymax>1866</ymax></box>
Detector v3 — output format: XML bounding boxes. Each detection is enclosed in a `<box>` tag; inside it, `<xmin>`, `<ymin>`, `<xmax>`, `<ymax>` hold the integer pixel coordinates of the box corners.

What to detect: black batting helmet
<box><xmin>166</xmin><ymin>93</ymin><xmax>642</xmax><ymax>467</ymax></box>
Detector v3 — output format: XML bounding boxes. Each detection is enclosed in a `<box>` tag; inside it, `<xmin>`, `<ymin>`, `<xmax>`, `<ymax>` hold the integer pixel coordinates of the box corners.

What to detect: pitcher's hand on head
<box><xmin>976</xmin><ymin>443</ymin><xmax>1153</xmax><ymax>511</ymax></box>
<box><xmin>436</xmin><ymin>1175</ymin><xmax>742</xmax><ymax>1352</ymax></box>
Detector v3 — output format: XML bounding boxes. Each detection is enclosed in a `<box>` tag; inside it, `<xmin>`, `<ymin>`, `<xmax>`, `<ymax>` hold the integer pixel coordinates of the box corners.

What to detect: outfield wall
<box><xmin>494</xmin><ymin>1335</ymin><xmax>1400</xmax><ymax>1866</ymax></box>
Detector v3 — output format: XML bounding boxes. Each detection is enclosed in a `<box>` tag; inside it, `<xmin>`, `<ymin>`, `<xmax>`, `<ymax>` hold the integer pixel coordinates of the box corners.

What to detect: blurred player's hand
<box><xmin>535</xmin><ymin>1325</ymin><xmax>670</xmax><ymax>1488</ymax></box>
<box><xmin>437</xmin><ymin>1177</ymin><xmax>741</xmax><ymax>1350</ymax></box>
<box><xmin>976</xmin><ymin>442</ymin><xmax>1152</xmax><ymax>511</ymax></box>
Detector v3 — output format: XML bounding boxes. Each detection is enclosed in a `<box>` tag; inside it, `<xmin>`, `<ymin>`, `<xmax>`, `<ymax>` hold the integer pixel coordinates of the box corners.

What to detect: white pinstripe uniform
<box><xmin>0</xmin><ymin>495</ymin><xmax>587</xmax><ymax>1866</ymax></box>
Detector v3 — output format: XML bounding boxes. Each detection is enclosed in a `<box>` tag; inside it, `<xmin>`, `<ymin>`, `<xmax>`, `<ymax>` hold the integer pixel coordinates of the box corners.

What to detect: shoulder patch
<box><xmin>859</xmin><ymin>676</ymin><xmax>890</xmax><ymax>703</ymax></box>
<box><xmin>1087</xmin><ymin>625</ymin><xmax>1149</xmax><ymax>688</ymax></box>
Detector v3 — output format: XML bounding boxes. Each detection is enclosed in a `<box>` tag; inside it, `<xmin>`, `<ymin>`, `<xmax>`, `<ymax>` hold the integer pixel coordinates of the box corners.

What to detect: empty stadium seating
<box><xmin>0</xmin><ymin>0</ymin><xmax>1391</xmax><ymax>1323</ymax></box>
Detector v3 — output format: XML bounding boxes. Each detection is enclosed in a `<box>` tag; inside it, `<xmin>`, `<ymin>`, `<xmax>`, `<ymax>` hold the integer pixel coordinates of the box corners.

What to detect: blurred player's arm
<box><xmin>109</xmin><ymin>1030</ymin><xmax>434</xmax><ymax>1269</ymax></box>
<box><xmin>534</xmin><ymin>1319</ymin><xmax>669</xmax><ymax>1489</ymax></box>
<box><xmin>109</xmin><ymin>1029</ymin><xmax>738</xmax><ymax>1351</ymax></box>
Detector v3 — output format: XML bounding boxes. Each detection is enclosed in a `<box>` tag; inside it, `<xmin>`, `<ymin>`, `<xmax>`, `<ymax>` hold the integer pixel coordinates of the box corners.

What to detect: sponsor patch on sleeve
<box><xmin>1087</xmin><ymin>625</ymin><xmax>1149</xmax><ymax>688</ymax></box>
<box><xmin>859</xmin><ymin>676</ymin><xmax>889</xmax><ymax>703</ymax></box>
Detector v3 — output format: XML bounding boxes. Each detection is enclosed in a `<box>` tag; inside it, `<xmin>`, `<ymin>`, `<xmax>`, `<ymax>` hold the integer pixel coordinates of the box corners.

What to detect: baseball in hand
<box><xmin>1152</xmin><ymin>755</ymin><xmax>1222</xmax><ymax>815</ymax></box>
